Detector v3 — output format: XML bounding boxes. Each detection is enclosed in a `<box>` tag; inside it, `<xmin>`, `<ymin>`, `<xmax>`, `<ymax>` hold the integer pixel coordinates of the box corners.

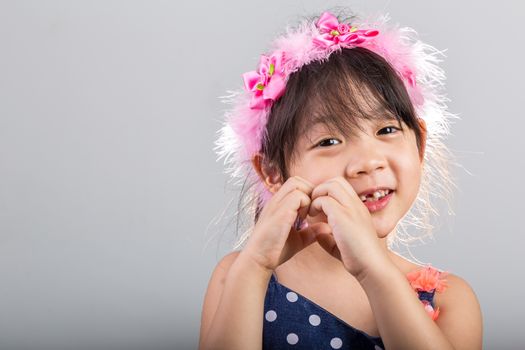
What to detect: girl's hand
<box><xmin>243</xmin><ymin>176</ymin><xmax>332</xmax><ymax>272</ymax></box>
<box><xmin>309</xmin><ymin>176</ymin><xmax>389</xmax><ymax>280</ymax></box>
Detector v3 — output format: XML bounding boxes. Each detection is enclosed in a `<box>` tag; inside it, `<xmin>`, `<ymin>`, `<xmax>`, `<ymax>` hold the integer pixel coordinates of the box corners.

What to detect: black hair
<box><xmin>254</xmin><ymin>47</ymin><xmax>424</xmax><ymax>222</ymax></box>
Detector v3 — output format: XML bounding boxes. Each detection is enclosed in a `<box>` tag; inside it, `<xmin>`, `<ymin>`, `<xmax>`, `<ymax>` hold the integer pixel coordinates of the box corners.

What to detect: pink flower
<box><xmin>313</xmin><ymin>12</ymin><xmax>379</xmax><ymax>49</ymax></box>
<box><xmin>337</xmin><ymin>23</ymin><xmax>351</xmax><ymax>34</ymax></box>
<box><xmin>406</xmin><ymin>266</ymin><xmax>449</xmax><ymax>293</ymax></box>
<box><xmin>242</xmin><ymin>50</ymin><xmax>287</xmax><ymax>109</ymax></box>
<box><xmin>406</xmin><ymin>266</ymin><xmax>448</xmax><ymax>321</ymax></box>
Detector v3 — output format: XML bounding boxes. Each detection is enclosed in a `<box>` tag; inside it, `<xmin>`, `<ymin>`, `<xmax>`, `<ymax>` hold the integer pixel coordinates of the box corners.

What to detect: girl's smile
<box><xmin>287</xmin><ymin>116</ymin><xmax>427</xmax><ymax>239</ymax></box>
<box><xmin>360</xmin><ymin>189</ymin><xmax>394</xmax><ymax>212</ymax></box>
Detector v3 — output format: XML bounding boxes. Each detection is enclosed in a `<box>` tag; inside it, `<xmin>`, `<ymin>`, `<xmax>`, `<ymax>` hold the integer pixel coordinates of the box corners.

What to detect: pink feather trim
<box><xmin>215</xmin><ymin>11</ymin><xmax>451</xmax><ymax>208</ymax></box>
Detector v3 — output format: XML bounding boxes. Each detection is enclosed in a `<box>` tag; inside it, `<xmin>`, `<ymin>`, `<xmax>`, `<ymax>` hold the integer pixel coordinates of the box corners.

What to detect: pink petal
<box><xmin>339</xmin><ymin>33</ymin><xmax>358</xmax><ymax>43</ymax></box>
<box><xmin>263</xmin><ymin>74</ymin><xmax>286</xmax><ymax>101</ymax></box>
<box><xmin>249</xmin><ymin>94</ymin><xmax>266</xmax><ymax>109</ymax></box>
<box><xmin>312</xmin><ymin>33</ymin><xmax>336</xmax><ymax>48</ymax></box>
<box><xmin>258</xmin><ymin>55</ymin><xmax>270</xmax><ymax>74</ymax></box>
<box><xmin>316</xmin><ymin>12</ymin><xmax>339</xmax><ymax>32</ymax></box>
<box><xmin>242</xmin><ymin>71</ymin><xmax>262</xmax><ymax>92</ymax></box>
<box><xmin>363</xmin><ymin>29</ymin><xmax>379</xmax><ymax>37</ymax></box>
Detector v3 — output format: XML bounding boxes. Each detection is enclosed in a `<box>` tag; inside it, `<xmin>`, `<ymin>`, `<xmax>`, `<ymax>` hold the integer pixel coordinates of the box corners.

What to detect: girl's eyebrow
<box><xmin>377</xmin><ymin>115</ymin><xmax>399</xmax><ymax>124</ymax></box>
<box><xmin>302</xmin><ymin>118</ymin><xmax>324</xmax><ymax>130</ymax></box>
<box><xmin>304</xmin><ymin>112</ymin><xmax>400</xmax><ymax>138</ymax></box>
<box><xmin>301</xmin><ymin>123</ymin><xmax>331</xmax><ymax>145</ymax></box>
<box><xmin>304</xmin><ymin>122</ymin><xmax>333</xmax><ymax>137</ymax></box>
<box><xmin>308</xmin><ymin>114</ymin><xmax>397</xmax><ymax>130</ymax></box>
<box><xmin>308</xmin><ymin>121</ymin><xmax>329</xmax><ymax>130</ymax></box>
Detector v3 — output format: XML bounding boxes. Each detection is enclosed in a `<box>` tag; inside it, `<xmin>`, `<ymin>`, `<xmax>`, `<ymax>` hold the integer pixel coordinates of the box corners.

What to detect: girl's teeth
<box><xmin>360</xmin><ymin>190</ymin><xmax>390</xmax><ymax>202</ymax></box>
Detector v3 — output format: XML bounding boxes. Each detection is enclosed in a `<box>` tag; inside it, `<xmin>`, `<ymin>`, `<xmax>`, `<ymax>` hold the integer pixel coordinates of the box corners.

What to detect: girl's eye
<box><xmin>378</xmin><ymin>126</ymin><xmax>401</xmax><ymax>135</ymax></box>
<box><xmin>317</xmin><ymin>138</ymin><xmax>341</xmax><ymax>147</ymax></box>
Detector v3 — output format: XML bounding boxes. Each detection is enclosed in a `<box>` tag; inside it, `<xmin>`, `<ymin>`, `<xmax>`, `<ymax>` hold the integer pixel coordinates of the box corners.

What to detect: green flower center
<box><xmin>268</xmin><ymin>63</ymin><xmax>275</xmax><ymax>76</ymax></box>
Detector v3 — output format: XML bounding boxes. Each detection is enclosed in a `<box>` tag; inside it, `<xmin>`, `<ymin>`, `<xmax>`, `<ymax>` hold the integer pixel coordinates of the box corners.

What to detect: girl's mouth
<box><xmin>361</xmin><ymin>190</ymin><xmax>394</xmax><ymax>212</ymax></box>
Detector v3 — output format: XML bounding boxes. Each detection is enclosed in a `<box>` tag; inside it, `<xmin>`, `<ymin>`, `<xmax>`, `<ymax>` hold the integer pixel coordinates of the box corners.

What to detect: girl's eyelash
<box><xmin>316</xmin><ymin>125</ymin><xmax>403</xmax><ymax>147</ymax></box>
<box><xmin>378</xmin><ymin>125</ymin><xmax>402</xmax><ymax>135</ymax></box>
<box><xmin>316</xmin><ymin>138</ymin><xmax>341</xmax><ymax>147</ymax></box>
<box><xmin>316</xmin><ymin>126</ymin><xmax>401</xmax><ymax>147</ymax></box>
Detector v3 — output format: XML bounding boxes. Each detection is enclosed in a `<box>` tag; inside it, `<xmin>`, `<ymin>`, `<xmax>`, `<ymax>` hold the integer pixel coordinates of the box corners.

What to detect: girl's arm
<box><xmin>199</xmin><ymin>250</ymin><xmax>273</xmax><ymax>350</ymax></box>
<box><xmin>359</xmin><ymin>258</ymin><xmax>483</xmax><ymax>350</ymax></box>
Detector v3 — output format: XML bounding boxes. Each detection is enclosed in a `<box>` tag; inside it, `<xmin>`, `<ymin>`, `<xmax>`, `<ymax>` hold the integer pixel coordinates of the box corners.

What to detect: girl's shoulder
<box><xmin>410</xmin><ymin>265</ymin><xmax>483</xmax><ymax>348</ymax></box>
<box><xmin>399</xmin><ymin>262</ymin><xmax>483</xmax><ymax>348</ymax></box>
<box><xmin>395</xmin><ymin>257</ymin><xmax>479</xmax><ymax>312</ymax></box>
<box><xmin>404</xmin><ymin>263</ymin><xmax>481</xmax><ymax>326</ymax></box>
<box><xmin>402</xmin><ymin>262</ymin><xmax>473</xmax><ymax>305</ymax></box>
<box><xmin>402</xmin><ymin>261</ymin><xmax>472</xmax><ymax>298</ymax></box>
<box><xmin>430</xmin><ymin>268</ymin><xmax>480</xmax><ymax>314</ymax></box>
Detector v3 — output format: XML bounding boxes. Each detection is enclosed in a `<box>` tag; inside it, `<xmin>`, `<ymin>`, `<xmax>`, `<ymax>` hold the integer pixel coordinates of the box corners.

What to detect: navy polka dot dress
<box><xmin>263</xmin><ymin>272</ymin><xmax>437</xmax><ymax>349</ymax></box>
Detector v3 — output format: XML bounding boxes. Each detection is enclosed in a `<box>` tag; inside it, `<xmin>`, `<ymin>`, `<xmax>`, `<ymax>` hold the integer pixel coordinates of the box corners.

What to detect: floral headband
<box><xmin>215</xmin><ymin>11</ymin><xmax>451</xmax><ymax>206</ymax></box>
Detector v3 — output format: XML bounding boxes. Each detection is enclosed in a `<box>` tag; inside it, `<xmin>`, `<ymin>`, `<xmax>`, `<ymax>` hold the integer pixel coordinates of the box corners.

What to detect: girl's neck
<box><xmin>286</xmin><ymin>234</ymin><xmax>413</xmax><ymax>277</ymax></box>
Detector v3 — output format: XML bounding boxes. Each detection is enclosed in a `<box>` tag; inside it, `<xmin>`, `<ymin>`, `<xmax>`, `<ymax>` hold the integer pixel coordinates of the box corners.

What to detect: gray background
<box><xmin>0</xmin><ymin>0</ymin><xmax>523</xmax><ymax>349</ymax></box>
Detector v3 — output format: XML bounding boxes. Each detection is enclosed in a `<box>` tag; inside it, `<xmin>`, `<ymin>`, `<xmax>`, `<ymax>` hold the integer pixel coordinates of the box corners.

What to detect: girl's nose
<box><xmin>344</xmin><ymin>143</ymin><xmax>387</xmax><ymax>178</ymax></box>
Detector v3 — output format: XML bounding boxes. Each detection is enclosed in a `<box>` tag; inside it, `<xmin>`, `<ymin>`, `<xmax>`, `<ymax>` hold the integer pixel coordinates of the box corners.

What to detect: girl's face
<box><xmin>287</xmin><ymin>116</ymin><xmax>426</xmax><ymax>239</ymax></box>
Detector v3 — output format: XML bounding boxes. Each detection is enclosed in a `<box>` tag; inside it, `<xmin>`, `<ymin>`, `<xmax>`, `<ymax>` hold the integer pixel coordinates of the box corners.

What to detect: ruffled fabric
<box><xmin>406</xmin><ymin>266</ymin><xmax>449</xmax><ymax>321</ymax></box>
<box><xmin>215</xmin><ymin>10</ymin><xmax>456</xmax><ymax>213</ymax></box>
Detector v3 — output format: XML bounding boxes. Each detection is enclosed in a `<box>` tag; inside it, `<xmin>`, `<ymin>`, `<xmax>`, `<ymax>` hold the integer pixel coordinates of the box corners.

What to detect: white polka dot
<box><xmin>308</xmin><ymin>314</ymin><xmax>321</xmax><ymax>326</ymax></box>
<box><xmin>330</xmin><ymin>337</ymin><xmax>343</xmax><ymax>349</ymax></box>
<box><xmin>286</xmin><ymin>291</ymin><xmax>298</xmax><ymax>302</ymax></box>
<box><xmin>374</xmin><ymin>346</ymin><xmax>383</xmax><ymax>350</ymax></box>
<box><xmin>265</xmin><ymin>310</ymin><xmax>277</xmax><ymax>322</ymax></box>
<box><xmin>286</xmin><ymin>333</ymin><xmax>299</xmax><ymax>345</ymax></box>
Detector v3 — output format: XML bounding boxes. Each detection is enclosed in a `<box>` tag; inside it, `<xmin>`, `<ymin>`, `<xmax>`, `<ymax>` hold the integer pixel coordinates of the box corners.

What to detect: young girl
<box><xmin>200</xmin><ymin>9</ymin><xmax>482</xmax><ymax>350</ymax></box>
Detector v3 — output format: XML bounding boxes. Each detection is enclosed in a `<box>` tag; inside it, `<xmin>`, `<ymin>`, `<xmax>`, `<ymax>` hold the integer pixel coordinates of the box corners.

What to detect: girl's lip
<box><xmin>362</xmin><ymin>190</ymin><xmax>394</xmax><ymax>212</ymax></box>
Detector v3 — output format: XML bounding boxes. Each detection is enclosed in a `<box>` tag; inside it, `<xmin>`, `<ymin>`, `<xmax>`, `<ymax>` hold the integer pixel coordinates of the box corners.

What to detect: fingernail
<box><xmin>293</xmin><ymin>217</ymin><xmax>302</xmax><ymax>231</ymax></box>
<box><xmin>294</xmin><ymin>217</ymin><xmax>308</xmax><ymax>230</ymax></box>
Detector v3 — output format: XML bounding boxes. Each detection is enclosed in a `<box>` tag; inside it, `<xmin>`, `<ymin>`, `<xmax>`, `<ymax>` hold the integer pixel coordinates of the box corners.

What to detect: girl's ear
<box><xmin>252</xmin><ymin>153</ymin><xmax>283</xmax><ymax>193</ymax></box>
<box><xmin>418</xmin><ymin>118</ymin><xmax>428</xmax><ymax>163</ymax></box>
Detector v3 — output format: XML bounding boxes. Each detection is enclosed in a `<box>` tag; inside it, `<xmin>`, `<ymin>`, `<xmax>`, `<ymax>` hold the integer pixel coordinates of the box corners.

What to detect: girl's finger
<box><xmin>331</xmin><ymin>177</ymin><xmax>360</xmax><ymax>200</ymax></box>
<box><xmin>316</xmin><ymin>232</ymin><xmax>342</xmax><ymax>261</ymax></box>
<box><xmin>282</xmin><ymin>222</ymin><xmax>332</xmax><ymax>261</ymax></box>
<box><xmin>290</xmin><ymin>225</ymin><xmax>318</xmax><ymax>250</ymax></box>
<box><xmin>308</xmin><ymin>195</ymin><xmax>340</xmax><ymax>218</ymax></box>
<box><xmin>295</xmin><ymin>203</ymin><xmax>310</xmax><ymax>230</ymax></box>
<box><xmin>273</xmin><ymin>176</ymin><xmax>315</xmax><ymax>205</ymax></box>
<box><xmin>281</xmin><ymin>189</ymin><xmax>312</xmax><ymax>221</ymax></box>
<box><xmin>311</xmin><ymin>179</ymin><xmax>353</xmax><ymax>208</ymax></box>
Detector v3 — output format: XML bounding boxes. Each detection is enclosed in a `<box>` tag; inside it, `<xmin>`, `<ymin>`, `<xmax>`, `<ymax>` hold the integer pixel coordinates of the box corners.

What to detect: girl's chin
<box><xmin>372</xmin><ymin>219</ymin><xmax>398</xmax><ymax>238</ymax></box>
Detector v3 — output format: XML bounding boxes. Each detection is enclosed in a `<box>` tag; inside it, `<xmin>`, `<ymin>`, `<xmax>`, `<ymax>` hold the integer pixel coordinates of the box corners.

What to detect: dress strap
<box><xmin>270</xmin><ymin>271</ymin><xmax>278</xmax><ymax>282</ymax></box>
<box><xmin>406</xmin><ymin>265</ymin><xmax>449</xmax><ymax>321</ymax></box>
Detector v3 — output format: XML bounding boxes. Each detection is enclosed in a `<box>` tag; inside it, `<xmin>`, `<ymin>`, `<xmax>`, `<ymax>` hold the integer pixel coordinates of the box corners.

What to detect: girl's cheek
<box><xmin>305</xmin><ymin>160</ymin><xmax>339</xmax><ymax>182</ymax></box>
<box><xmin>290</xmin><ymin>163</ymin><xmax>320</xmax><ymax>185</ymax></box>
<box><xmin>290</xmin><ymin>155</ymin><xmax>341</xmax><ymax>186</ymax></box>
